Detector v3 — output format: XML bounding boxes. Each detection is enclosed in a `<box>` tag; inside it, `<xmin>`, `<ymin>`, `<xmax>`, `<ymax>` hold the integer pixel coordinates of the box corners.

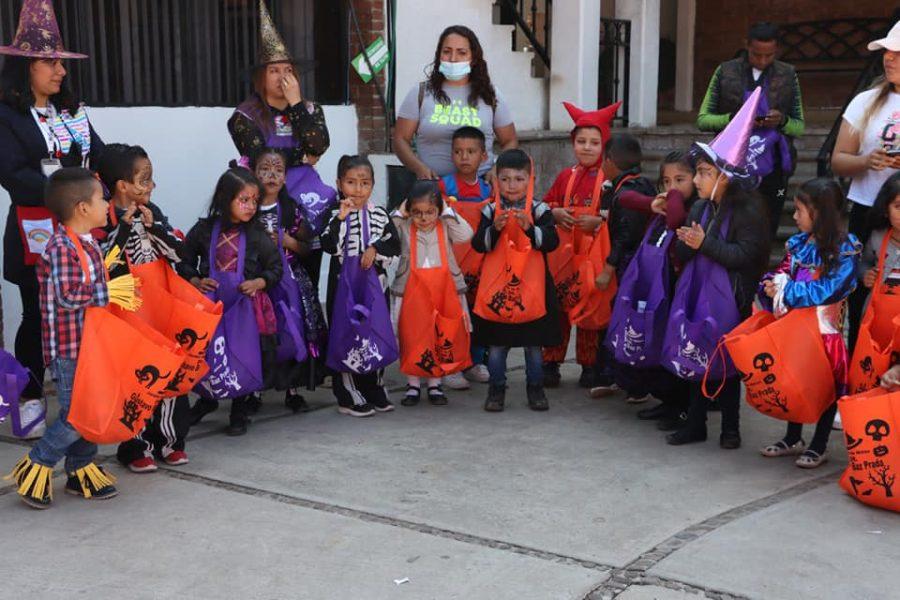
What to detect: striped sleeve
<box><xmin>696</xmin><ymin>66</ymin><xmax>731</xmax><ymax>133</ymax></box>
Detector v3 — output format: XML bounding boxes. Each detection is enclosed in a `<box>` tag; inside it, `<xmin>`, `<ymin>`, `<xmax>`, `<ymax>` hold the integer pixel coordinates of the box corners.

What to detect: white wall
<box><xmin>616</xmin><ymin>0</ymin><xmax>660</xmax><ymax>127</ymax></box>
<box><xmin>394</xmin><ymin>0</ymin><xmax>547</xmax><ymax>131</ymax></box>
<box><xmin>1</xmin><ymin>104</ymin><xmax>357</xmax><ymax>348</ymax></box>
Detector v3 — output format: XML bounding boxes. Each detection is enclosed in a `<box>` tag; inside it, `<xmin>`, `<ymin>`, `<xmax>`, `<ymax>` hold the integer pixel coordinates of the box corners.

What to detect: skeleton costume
<box><xmin>320</xmin><ymin>205</ymin><xmax>400</xmax><ymax>409</ymax></box>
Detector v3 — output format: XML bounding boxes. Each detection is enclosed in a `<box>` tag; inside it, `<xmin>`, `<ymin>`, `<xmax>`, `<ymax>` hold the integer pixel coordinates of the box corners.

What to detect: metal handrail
<box><xmin>498</xmin><ymin>0</ymin><xmax>551</xmax><ymax>69</ymax></box>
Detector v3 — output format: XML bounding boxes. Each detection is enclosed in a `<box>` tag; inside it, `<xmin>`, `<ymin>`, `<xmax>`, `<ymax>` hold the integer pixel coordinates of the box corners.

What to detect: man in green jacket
<box><xmin>697</xmin><ymin>21</ymin><xmax>805</xmax><ymax>241</ymax></box>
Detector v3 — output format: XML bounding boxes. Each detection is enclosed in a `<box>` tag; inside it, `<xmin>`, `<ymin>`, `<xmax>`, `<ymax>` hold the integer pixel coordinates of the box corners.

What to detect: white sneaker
<box><xmin>463</xmin><ymin>364</ymin><xmax>490</xmax><ymax>383</ymax></box>
<box><xmin>831</xmin><ymin>411</ymin><xmax>843</xmax><ymax>431</ymax></box>
<box><xmin>589</xmin><ymin>383</ymin><xmax>620</xmax><ymax>398</ymax></box>
<box><xmin>443</xmin><ymin>372</ymin><xmax>471</xmax><ymax>390</ymax></box>
<box><xmin>15</xmin><ymin>399</ymin><xmax>46</xmax><ymax>440</ymax></box>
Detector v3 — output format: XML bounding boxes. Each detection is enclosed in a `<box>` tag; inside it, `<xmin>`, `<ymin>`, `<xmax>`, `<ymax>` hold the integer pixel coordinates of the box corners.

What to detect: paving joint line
<box><xmin>583</xmin><ymin>467</ymin><xmax>843</xmax><ymax>600</ymax></box>
<box><xmin>157</xmin><ymin>466</ymin><xmax>616</xmax><ymax>573</ymax></box>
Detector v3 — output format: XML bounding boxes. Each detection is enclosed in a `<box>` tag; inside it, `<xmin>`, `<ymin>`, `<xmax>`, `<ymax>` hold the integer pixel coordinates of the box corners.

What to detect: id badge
<box><xmin>40</xmin><ymin>158</ymin><xmax>62</xmax><ymax>177</ymax></box>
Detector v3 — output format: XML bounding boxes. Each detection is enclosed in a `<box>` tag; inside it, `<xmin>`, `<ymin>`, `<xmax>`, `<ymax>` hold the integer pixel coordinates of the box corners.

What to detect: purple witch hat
<box><xmin>692</xmin><ymin>86</ymin><xmax>762</xmax><ymax>189</ymax></box>
<box><xmin>0</xmin><ymin>0</ymin><xmax>87</xmax><ymax>59</ymax></box>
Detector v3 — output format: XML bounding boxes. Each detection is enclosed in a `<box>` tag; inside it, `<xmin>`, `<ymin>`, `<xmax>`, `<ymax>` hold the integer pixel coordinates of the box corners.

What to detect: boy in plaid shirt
<box><xmin>7</xmin><ymin>168</ymin><xmax>118</xmax><ymax>509</ymax></box>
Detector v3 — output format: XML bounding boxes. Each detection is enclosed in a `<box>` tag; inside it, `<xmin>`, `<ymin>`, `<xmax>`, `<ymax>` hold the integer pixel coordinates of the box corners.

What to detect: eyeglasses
<box><xmin>411</xmin><ymin>209</ymin><xmax>439</xmax><ymax>218</ymax></box>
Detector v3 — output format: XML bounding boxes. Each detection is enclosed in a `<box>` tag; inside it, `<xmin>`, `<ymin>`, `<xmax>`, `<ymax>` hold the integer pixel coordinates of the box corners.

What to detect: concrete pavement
<box><xmin>1</xmin><ymin>358</ymin><xmax>897</xmax><ymax>600</ymax></box>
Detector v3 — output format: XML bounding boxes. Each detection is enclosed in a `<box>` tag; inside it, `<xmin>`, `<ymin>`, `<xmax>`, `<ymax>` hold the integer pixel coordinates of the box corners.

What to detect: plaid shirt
<box><xmin>38</xmin><ymin>225</ymin><xmax>110</xmax><ymax>364</ymax></box>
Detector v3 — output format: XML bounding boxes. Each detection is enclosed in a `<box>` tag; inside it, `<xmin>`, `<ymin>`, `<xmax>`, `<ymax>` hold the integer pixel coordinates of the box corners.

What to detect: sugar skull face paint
<box><xmin>255</xmin><ymin>153</ymin><xmax>286</xmax><ymax>203</ymax></box>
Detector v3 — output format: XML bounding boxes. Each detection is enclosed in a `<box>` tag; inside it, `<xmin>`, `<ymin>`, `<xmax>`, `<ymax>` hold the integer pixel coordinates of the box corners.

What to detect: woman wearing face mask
<box><xmin>394</xmin><ymin>25</ymin><xmax>518</xmax><ymax>186</ymax></box>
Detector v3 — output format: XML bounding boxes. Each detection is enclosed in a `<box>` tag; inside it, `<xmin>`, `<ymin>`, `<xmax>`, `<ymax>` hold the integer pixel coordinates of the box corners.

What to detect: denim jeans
<box><xmin>29</xmin><ymin>358</ymin><xmax>98</xmax><ymax>472</ymax></box>
<box><xmin>487</xmin><ymin>346</ymin><xmax>543</xmax><ymax>387</ymax></box>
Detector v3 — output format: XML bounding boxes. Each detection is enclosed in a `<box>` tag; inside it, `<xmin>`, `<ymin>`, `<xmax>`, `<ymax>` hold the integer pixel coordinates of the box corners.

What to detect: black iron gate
<box><xmin>598</xmin><ymin>18</ymin><xmax>630</xmax><ymax>126</ymax></box>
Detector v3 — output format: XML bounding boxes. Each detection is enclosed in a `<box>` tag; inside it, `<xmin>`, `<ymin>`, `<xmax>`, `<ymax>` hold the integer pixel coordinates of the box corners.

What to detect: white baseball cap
<box><xmin>868</xmin><ymin>21</ymin><xmax>900</xmax><ymax>52</ymax></box>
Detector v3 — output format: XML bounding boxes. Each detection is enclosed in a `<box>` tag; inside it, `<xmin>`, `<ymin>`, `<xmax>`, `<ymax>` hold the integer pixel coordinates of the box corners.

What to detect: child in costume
<box><xmin>588</xmin><ymin>134</ymin><xmax>656</xmax><ymax>399</ymax></box>
<box><xmin>180</xmin><ymin>168</ymin><xmax>283</xmax><ymax>436</ymax></box>
<box><xmin>667</xmin><ymin>88</ymin><xmax>770</xmax><ymax>449</ymax></box>
<box><xmin>759</xmin><ymin>178</ymin><xmax>860</xmax><ymax>468</ymax></box>
<box><xmin>542</xmin><ymin>101</ymin><xmax>619</xmax><ymax>389</ymax></box>
<box><xmin>249</xmin><ymin>147</ymin><xmax>328</xmax><ymax>413</ymax></box>
<box><xmin>94</xmin><ymin>144</ymin><xmax>190</xmax><ymax>472</ymax></box>
<box><xmin>8</xmin><ymin>168</ymin><xmax>117</xmax><ymax>508</ymax></box>
<box><xmin>391</xmin><ymin>180</ymin><xmax>474</xmax><ymax>405</ymax></box>
<box><xmin>438</xmin><ymin>126</ymin><xmax>492</xmax><ymax>390</ymax></box>
<box><xmin>860</xmin><ymin>173</ymin><xmax>900</xmax><ymax>301</ymax></box>
<box><xmin>615</xmin><ymin>150</ymin><xmax>698</xmax><ymax>430</ymax></box>
<box><xmin>472</xmin><ymin>149</ymin><xmax>561</xmax><ymax>412</ymax></box>
<box><xmin>320</xmin><ymin>155</ymin><xmax>401</xmax><ymax>417</ymax></box>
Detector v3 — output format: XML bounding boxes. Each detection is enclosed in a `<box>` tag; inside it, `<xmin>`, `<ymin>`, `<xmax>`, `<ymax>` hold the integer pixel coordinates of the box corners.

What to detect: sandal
<box><xmin>428</xmin><ymin>385</ymin><xmax>448</xmax><ymax>406</ymax></box>
<box><xmin>796</xmin><ymin>449</ymin><xmax>827</xmax><ymax>469</ymax></box>
<box><xmin>401</xmin><ymin>385</ymin><xmax>420</xmax><ymax>407</ymax></box>
<box><xmin>760</xmin><ymin>439</ymin><xmax>806</xmax><ymax>458</ymax></box>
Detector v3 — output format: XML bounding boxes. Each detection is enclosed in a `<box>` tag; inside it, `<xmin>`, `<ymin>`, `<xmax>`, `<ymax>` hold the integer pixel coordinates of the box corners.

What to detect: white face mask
<box><xmin>439</xmin><ymin>60</ymin><xmax>471</xmax><ymax>81</ymax></box>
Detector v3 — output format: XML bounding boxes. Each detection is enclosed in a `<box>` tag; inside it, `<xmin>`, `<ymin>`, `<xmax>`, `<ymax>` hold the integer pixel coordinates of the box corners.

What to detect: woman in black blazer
<box><xmin>0</xmin><ymin>3</ymin><xmax>104</xmax><ymax>438</ymax></box>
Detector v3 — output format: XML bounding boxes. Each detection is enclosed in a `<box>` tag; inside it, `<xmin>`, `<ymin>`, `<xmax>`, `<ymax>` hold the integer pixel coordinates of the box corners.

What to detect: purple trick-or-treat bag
<box><xmin>0</xmin><ymin>348</ymin><xmax>34</xmax><ymax>433</ymax></box>
<box><xmin>661</xmin><ymin>207</ymin><xmax>740</xmax><ymax>382</ymax></box>
<box><xmin>326</xmin><ymin>211</ymin><xmax>398</xmax><ymax>374</ymax></box>
<box><xmin>607</xmin><ymin>216</ymin><xmax>674</xmax><ymax>367</ymax></box>
<box><xmin>269</xmin><ymin>206</ymin><xmax>308</xmax><ymax>364</ymax></box>
<box><xmin>195</xmin><ymin>222</ymin><xmax>264</xmax><ymax>399</ymax></box>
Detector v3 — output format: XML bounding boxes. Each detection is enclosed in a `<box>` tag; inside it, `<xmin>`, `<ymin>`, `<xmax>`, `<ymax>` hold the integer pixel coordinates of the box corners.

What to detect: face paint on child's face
<box><xmin>693</xmin><ymin>161</ymin><xmax>724</xmax><ymax>201</ymax></box>
<box><xmin>793</xmin><ymin>199</ymin><xmax>815</xmax><ymax>234</ymax></box>
<box><xmin>231</xmin><ymin>184</ymin><xmax>260</xmax><ymax>223</ymax></box>
<box><xmin>573</xmin><ymin>128</ymin><xmax>604</xmax><ymax>167</ymax></box>
<box><xmin>451</xmin><ymin>138</ymin><xmax>487</xmax><ymax>178</ymax></box>
<box><xmin>661</xmin><ymin>163</ymin><xmax>695</xmax><ymax>199</ymax></box>
<box><xmin>889</xmin><ymin>195</ymin><xmax>900</xmax><ymax>234</ymax></box>
<box><xmin>338</xmin><ymin>166</ymin><xmax>374</xmax><ymax>209</ymax></box>
<box><xmin>409</xmin><ymin>198</ymin><xmax>440</xmax><ymax>232</ymax></box>
<box><xmin>126</xmin><ymin>158</ymin><xmax>155</xmax><ymax>206</ymax></box>
<box><xmin>498</xmin><ymin>168</ymin><xmax>529</xmax><ymax>202</ymax></box>
<box><xmin>255</xmin><ymin>154</ymin><xmax>286</xmax><ymax>199</ymax></box>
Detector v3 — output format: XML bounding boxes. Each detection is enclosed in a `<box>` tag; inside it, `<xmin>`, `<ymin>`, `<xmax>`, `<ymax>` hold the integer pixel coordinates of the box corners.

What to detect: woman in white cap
<box><xmin>832</xmin><ymin>20</ymin><xmax>900</xmax><ymax>351</ymax></box>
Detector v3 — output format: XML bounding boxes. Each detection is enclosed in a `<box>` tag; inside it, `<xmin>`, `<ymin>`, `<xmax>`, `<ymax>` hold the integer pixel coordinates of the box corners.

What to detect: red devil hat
<box><xmin>563</xmin><ymin>101</ymin><xmax>622</xmax><ymax>143</ymax></box>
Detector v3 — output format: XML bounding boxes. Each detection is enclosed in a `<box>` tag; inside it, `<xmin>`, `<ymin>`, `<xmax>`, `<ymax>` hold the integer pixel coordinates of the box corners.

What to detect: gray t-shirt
<box><xmin>397</xmin><ymin>82</ymin><xmax>514</xmax><ymax>177</ymax></box>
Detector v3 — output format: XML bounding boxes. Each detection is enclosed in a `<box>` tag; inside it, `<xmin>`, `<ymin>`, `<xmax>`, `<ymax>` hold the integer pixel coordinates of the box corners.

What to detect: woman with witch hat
<box><xmin>228</xmin><ymin>0</ymin><xmax>335</xmax><ymax>286</ymax></box>
<box><xmin>0</xmin><ymin>0</ymin><xmax>105</xmax><ymax>441</ymax></box>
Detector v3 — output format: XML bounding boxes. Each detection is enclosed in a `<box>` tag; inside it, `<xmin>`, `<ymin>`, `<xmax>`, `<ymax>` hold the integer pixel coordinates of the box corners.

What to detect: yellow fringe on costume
<box><xmin>4</xmin><ymin>455</ymin><xmax>53</xmax><ymax>501</ymax></box>
<box><xmin>71</xmin><ymin>463</ymin><xmax>116</xmax><ymax>499</ymax></box>
<box><xmin>104</xmin><ymin>245</ymin><xmax>124</xmax><ymax>270</ymax></box>
<box><xmin>107</xmin><ymin>274</ymin><xmax>143</xmax><ymax>311</ymax></box>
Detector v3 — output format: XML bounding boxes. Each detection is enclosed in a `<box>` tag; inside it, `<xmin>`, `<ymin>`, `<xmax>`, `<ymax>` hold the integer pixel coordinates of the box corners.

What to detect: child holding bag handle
<box><xmin>321</xmin><ymin>155</ymin><xmax>401</xmax><ymax>417</ymax></box>
<box><xmin>759</xmin><ymin>178</ymin><xmax>860</xmax><ymax>468</ymax></box>
<box><xmin>179</xmin><ymin>168</ymin><xmax>282</xmax><ymax>436</ymax></box>
<box><xmin>391</xmin><ymin>180</ymin><xmax>473</xmax><ymax>406</ymax></box>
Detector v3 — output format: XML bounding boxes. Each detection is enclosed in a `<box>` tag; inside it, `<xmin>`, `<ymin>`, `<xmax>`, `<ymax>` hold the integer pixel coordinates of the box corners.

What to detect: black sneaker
<box><xmin>666</xmin><ymin>426</ymin><xmax>707</xmax><ymax>446</ymax></box>
<box><xmin>369</xmin><ymin>395</ymin><xmax>395</xmax><ymax>413</ymax></box>
<box><xmin>337</xmin><ymin>402</ymin><xmax>376</xmax><ymax>417</ymax></box>
<box><xmin>526</xmin><ymin>384</ymin><xmax>549</xmax><ymax>411</ymax></box>
<box><xmin>542</xmin><ymin>363</ymin><xmax>561</xmax><ymax>388</ymax></box>
<box><xmin>65</xmin><ymin>463</ymin><xmax>118</xmax><ymax>500</ymax></box>
<box><xmin>657</xmin><ymin>412</ymin><xmax>687</xmax><ymax>431</ymax></box>
<box><xmin>577</xmin><ymin>366</ymin><xmax>594</xmax><ymax>389</ymax></box>
<box><xmin>428</xmin><ymin>385</ymin><xmax>448</xmax><ymax>406</ymax></box>
<box><xmin>720</xmin><ymin>430</ymin><xmax>742</xmax><ymax>450</ymax></box>
<box><xmin>226</xmin><ymin>415</ymin><xmax>249</xmax><ymax>436</ymax></box>
<box><xmin>188</xmin><ymin>397</ymin><xmax>218</xmax><ymax>426</ymax></box>
<box><xmin>484</xmin><ymin>384</ymin><xmax>506</xmax><ymax>412</ymax></box>
<box><xmin>284</xmin><ymin>390</ymin><xmax>309</xmax><ymax>413</ymax></box>
<box><xmin>246</xmin><ymin>392</ymin><xmax>262</xmax><ymax>415</ymax></box>
<box><xmin>401</xmin><ymin>385</ymin><xmax>421</xmax><ymax>406</ymax></box>
<box><xmin>637</xmin><ymin>404</ymin><xmax>670</xmax><ymax>420</ymax></box>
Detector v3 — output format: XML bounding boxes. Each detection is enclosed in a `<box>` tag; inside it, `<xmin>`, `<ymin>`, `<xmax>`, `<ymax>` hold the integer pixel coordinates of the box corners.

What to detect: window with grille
<box><xmin>0</xmin><ymin>0</ymin><xmax>348</xmax><ymax>107</ymax></box>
